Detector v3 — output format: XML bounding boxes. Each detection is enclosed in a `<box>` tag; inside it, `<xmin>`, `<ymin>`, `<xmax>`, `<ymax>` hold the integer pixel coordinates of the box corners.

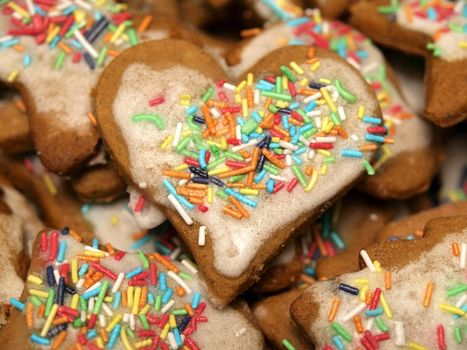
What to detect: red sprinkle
<box><xmin>287</xmin><ymin>178</ymin><xmax>299</xmax><ymax>192</ymax></box>
<box><xmin>309</xmin><ymin>142</ymin><xmax>333</xmax><ymax>150</ymax></box>
<box><xmin>149</xmin><ymin>96</ymin><xmax>164</xmax><ymax>106</ymax></box>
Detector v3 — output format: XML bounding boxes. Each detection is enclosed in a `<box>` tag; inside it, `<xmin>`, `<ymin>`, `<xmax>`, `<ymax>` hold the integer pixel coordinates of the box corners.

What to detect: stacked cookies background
<box><xmin>0</xmin><ymin>0</ymin><xmax>466</xmax><ymax>349</ymax></box>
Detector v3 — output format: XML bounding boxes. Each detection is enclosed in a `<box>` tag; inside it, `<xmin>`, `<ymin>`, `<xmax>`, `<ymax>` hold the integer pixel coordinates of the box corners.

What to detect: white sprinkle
<box><xmin>102</xmin><ymin>302</ymin><xmax>113</xmax><ymax>317</ymax></box>
<box><xmin>178</xmin><ymin>179</ymin><xmax>189</xmax><ymax>186</ymax></box>
<box><xmin>316</xmin><ymin>136</ymin><xmax>336</xmax><ymax>143</ymax></box>
<box><xmin>306</xmin><ymin>110</ymin><xmax>321</xmax><ymax>117</ymax></box>
<box><xmin>231</xmin><ymin>138</ymin><xmax>258</xmax><ymax>152</ymax></box>
<box><xmin>161</xmin><ymin>299</ymin><xmax>175</xmax><ymax>313</ymax></box>
<box><xmin>0</xmin><ymin>35</ymin><xmax>13</xmax><ymax>43</ymax></box>
<box><xmin>111</xmin><ymin>272</ymin><xmax>125</xmax><ymax>293</ymax></box>
<box><xmin>460</xmin><ymin>243</ymin><xmax>467</xmax><ymax>269</ymax></box>
<box><xmin>25</xmin><ymin>0</ymin><xmax>35</xmax><ymax>15</ymax></box>
<box><xmin>75</xmin><ymin>0</ymin><xmax>92</xmax><ymax>10</ymax></box>
<box><xmin>73</xmin><ymin>30</ymin><xmax>98</xmax><ymax>58</ymax></box>
<box><xmin>170</xmin><ymin>247</ymin><xmax>181</xmax><ymax>260</ymax></box>
<box><xmin>223</xmin><ymin>82</ymin><xmax>236</xmax><ymax>91</ymax></box>
<box><xmin>84</xmin><ymin>281</ymin><xmax>102</xmax><ymax>294</ymax></box>
<box><xmin>363</xmin><ymin>62</ymin><xmax>378</xmax><ymax>74</ymax></box>
<box><xmin>454</xmin><ymin>0</ymin><xmax>464</xmax><ymax>13</ymax></box>
<box><xmin>455</xmin><ymin>294</ymin><xmax>467</xmax><ymax>308</ymax></box>
<box><xmin>198</xmin><ymin>226</ymin><xmax>207</xmax><ymax>247</ymax></box>
<box><xmin>254</xmin><ymin>89</ymin><xmax>260</xmax><ymax>105</ymax></box>
<box><xmin>314</xmin><ymin>117</ymin><xmax>322</xmax><ymax>129</ymax></box>
<box><xmin>322</xmin><ymin>21</ymin><xmax>330</xmax><ymax>35</ymax></box>
<box><xmin>139</xmin><ymin>182</ymin><xmax>147</xmax><ymax>189</ymax></box>
<box><xmin>130</xmin><ymin>313</ymin><xmax>135</xmax><ymax>330</ymax></box>
<box><xmin>210</xmin><ymin>108</ymin><xmax>220</xmax><ymax>118</ymax></box>
<box><xmin>181</xmin><ymin>259</ymin><xmax>198</xmax><ymax>274</ymax></box>
<box><xmin>299</xmin><ymin>135</ymin><xmax>309</xmax><ymax>145</ymax></box>
<box><xmin>360</xmin><ymin>250</ymin><xmax>376</xmax><ymax>272</ymax></box>
<box><xmin>76</xmin><ymin>279</ymin><xmax>85</xmax><ymax>290</ymax></box>
<box><xmin>80</xmin><ymin>310</ymin><xmax>86</xmax><ymax>323</ymax></box>
<box><xmin>235</xmin><ymin>125</ymin><xmax>242</xmax><ymax>140</ymax></box>
<box><xmin>307</xmin><ymin>149</ymin><xmax>316</xmax><ymax>160</ymax></box>
<box><xmin>327</xmin><ymin>85</ymin><xmax>339</xmax><ymax>102</ymax></box>
<box><xmin>167</xmin><ymin>194</ymin><xmax>193</xmax><ymax>225</ymax></box>
<box><xmin>53</xmin><ymin>269</ymin><xmax>60</xmax><ymax>285</ymax></box>
<box><xmin>167</xmin><ymin>332</ymin><xmax>178</xmax><ymax>350</ymax></box>
<box><xmin>394</xmin><ymin>321</ymin><xmax>406</xmax><ymax>346</ymax></box>
<box><xmin>98</xmin><ymin>314</ymin><xmax>106</xmax><ymax>327</ymax></box>
<box><xmin>337</xmin><ymin>106</ymin><xmax>346</xmax><ymax>121</ymax></box>
<box><xmin>279</xmin><ymin>140</ymin><xmax>298</xmax><ymax>151</ymax></box>
<box><xmin>88</xmin><ymin>297</ymin><xmax>95</xmax><ymax>313</ymax></box>
<box><xmin>269</xmin><ymin>174</ymin><xmax>288</xmax><ymax>182</ymax></box>
<box><xmin>172</xmin><ymin>122</ymin><xmax>183</xmax><ymax>147</ymax></box>
<box><xmin>285</xmin><ymin>154</ymin><xmax>293</xmax><ymax>167</ymax></box>
<box><xmin>123</xmin><ymin>313</ymin><xmax>130</xmax><ymax>323</ymax></box>
<box><xmin>351</xmin><ymin>134</ymin><xmax>359</xmax><ymax>141</ymax></box>
<box><xmin>341</xmin><ymin>302</ymin><xmax>367</xmax><ymax>322</ymax></box>
<box><xmin>365</xmin><ymin>317</ymin><xmax>374</xmax><ymax>332</ymax></box>
<box><xmin>235</xmin><ymin>327</ymin><xmax>247</xmax><ymax>337</ymax></box>
<box><xmin>168</xmin><ymin>271</ymin><xmax>192</xmax><ymax>295</ymax></box>
<box><xmin>347</xmin><ymin>57</ymin><xmax>361</xmax><ymax>70</ymax></box>
<box><xmin>304</xmin><ymin>92</ymin><xmax>321</xmax><ymax>103</ymax></box>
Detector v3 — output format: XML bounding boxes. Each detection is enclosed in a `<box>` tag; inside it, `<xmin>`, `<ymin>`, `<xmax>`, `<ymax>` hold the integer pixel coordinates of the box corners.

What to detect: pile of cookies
<box><xmin>0</xmin><ymin>0</ymin><xmax>466</xmax><ymax>349</ymax></box>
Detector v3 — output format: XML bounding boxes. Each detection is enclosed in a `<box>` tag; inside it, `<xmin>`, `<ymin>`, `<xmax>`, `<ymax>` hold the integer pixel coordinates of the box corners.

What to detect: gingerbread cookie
<box><xmin>227</xmin><ymin>11</ymin><xmax>440</xmax><ymax>199</ymax></box>
<box><xmin>439</xmin><ymin>132</ymin><xmax>467</xmax><ymax>203</ymax></box>
<box><xmin>350</xmin><ymin>0</ymin><xmax>467</xmax><ymax>126</ymax></box>
<box><xmin>0</xmin><ymin>88</ymin><xmax>33</xmax><ymax>155</ymax></box>
<box><xmin>0</xmin><ymin>0</ymin><xmax>188</xmax><ymax>174</ymax></box>
<box><xmin>308</xmin><ymin>0</ymin><xmax>350</xmax><ymax>19</ymax></box>
<box><xmin>252</xmin><ymin>288</ymin><xmax>312</xmax><ymax>350</ymax></box>
<box><xmin>95</xmin><ymin>39</ymin><xmax>383</xmax><ymax>305</ymax></box>
<box><xmin>376</xmin><ymin>200</ymin><xmax>467</xmax><ymax>243</ymax></box>
<box><xmin>3</xmin><ymin>229</ymin><xmax>265</xmax><ymax>349</ymax></box>
<box><xmin>291</xmin><ymin>215</ymin><xmax>467</xmax><ymax>349</ymax></box>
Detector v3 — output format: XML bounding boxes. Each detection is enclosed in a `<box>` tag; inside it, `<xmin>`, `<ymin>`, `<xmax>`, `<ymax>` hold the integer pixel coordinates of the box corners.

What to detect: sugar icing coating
<box><xmin>303</xmin><ymin>231</ymin><xmax>467</xmax><ymax>349</ymax></box>
<box><xmin>0</xmin><ymin>2</ymin><xmax>169</xmax><ymax>131</ymax></box>
<box><xmin>393</xmin><ymin>0</ymin><xmax>467</xmax><ymax>60</ymax></box>
<box><xmin>14</xmin><ymin>231</ymin><xmax>263</xmax><ymax>349</ymax></box>
<box><xmin>112</xmin><ymin>55</ymin><xmax>380</xmax><ymax>277</ymax></box>
<box><xmin>127</xmin><ymin>187</ymin><xmax>167</xmax><ymax>230</ymax></box>
<box><xmin>231</xmin><ymin>18</ymin><xmax>432</xmax><ymax>163</ymax></box>
<box><xmin>252</xmin><ymin>0</ymin><xmax>304</xmax><ymax>21</ymax></box>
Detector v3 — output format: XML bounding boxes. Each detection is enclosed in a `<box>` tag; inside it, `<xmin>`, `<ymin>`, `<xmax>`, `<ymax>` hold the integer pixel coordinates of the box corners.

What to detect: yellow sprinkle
<box><xmin>181</xmin><ymin>129</ymin><xmax>192</xmax><ymax>137</ymax></box>
<box><xmin>220</xmin><ymin>137</ymin><xmax>227</xmax><ymax>150</ymax></box>
<box><xmin>317</xmin><ymin>149</ymin><xmax>331</xmax><ymax>157</ymax></box>
<box><xmin>355</xmin><ymin>279</ymin><xmax>369</xmax><ymax>285</ymax></box>
<box><xmin>319</xmin><ymin>164</ymin><xmax>328</xmax><ymax>175</ymax></box>
<box><xmin>312</xmin><ymin>9</ymin><xmax>322</xmax><ymax>24</ymax></box>
<box><xmin>71</xmin><ymin>294</ymin><xmax>80</xmax><ymax>310</ymax></box>
<box><xmin>29</xmin><ymin>289</ymin><xmax>49</xmax><ymax>298</ymax></box>
<box><xmin>110</xmin><ymin>22</ymin><xmax>127</xmax><ymax>43</ymax></box>
<box><xmin>304</xmin><ymin>171</ymin><xmax>318</xmax><ymax>192</ymax></box>
<box><xmin>319</xmin><ymin>78</ymin><xmax>331</xmax><ymax>85</ymax></box>
<box><xmin>71</xmin><ymin>259</ymin><xmax>79</xmax><ymax>284</ymax></box>
<box><xmin>320</xmin><ymin>87</ymin><xmax>336</xmax><ymax>112</ymax></box>
<box><xmin>160</xmin><ymin>323</ymin><xmax>170</xmax><ymax>340</ymax></box>
<box><xmin>132</xmin><ymin>287</ymin><xmax>141</xmax><ymax>315</ymax></box>
<box><xmin>235</xmin><ymin>94</ymin><xmax>241</xmax><ymax>103</ymax></box>
<box><xmin>300</xmin><ymin>78</ymin><xmax>309</xmax><ymax>87</ymax></box>
<box><xmin>373</xmin><ymin>260</ymin><xmax>382</xmax><ymax>273</ymax></box>
<box><xmin>96</xmin><ymin>337</ymin><xmax>104</xmax><ymax>349</ymax></box>
<box><xmin>8</xmin><ymin>2</ymin><xmax>31</xmax><ymax>19</ymax></box>
<box><xmin>139</xmin><ymin>304</ymin><xmax>150</xmax><ymax>316</ymax></box>
<box><xmin>134</xmin><ymin>339</ymin><xmax>152</xmax><ymax>349</ymax></box>
<box><xmin>290</xmin><ymin>61</ymin><xmax>304</xmax><ymax>75</ymax></box>
<box><xmin>439</xmin><ymin>303</ymin><xmax>465</xmax><ymax>316</ymax></box>
<box><xmin>359</xmin><ymin>285</ymin><xmax>368</xmax><ymax>302</ymax></box>
<box><xmin>46</xmin><ymin>26</ymin><xmax>60</xmax><ymax>44</ymax></box>
<box><xmin>255</xmin><ymin>127</ymin><xmax>263</xmax><ymax>133</ymax></box>
<box><xmin>316</xmin><ymin>99</ymin><xmax>326</xmax><ymax>105</ymax></box>
<box><xmin>271</xmin><ymin>137</ymin><xmax>281</xmax><ymax>143</ymax></box>
<box><xmin>7</xmin><ymin>69</ymin><xmax>19</xmax><ymax>83</ymax></box>
<box><xmin>310</xmin><ymin>61</ymin><xmax>320</xmax><ymax>72</ymax></box>
<box><xmin>41</xmin><ymin>304</ymin><xmax>58</xmax><ymax>336</ymax></box>
<box><xmin>84</xmin><ymin>250</ymin><xmax>107</xmax><ymax>258</ymax></box>
<box><xmin>120</xmin><ymin>326</ymin><xmax>133</xmax><ymax>350</ymax></box>
<box><xmin>236</xmin><ymin>80</ymin><xmax>246</xmax><ymax>92</ymax></box>
<box><xmin>282</xmin><ymin>75</ymin><xmax>288</xmax><ymax>90</ymax></box>
<box><xmin>127</xmin><ymin>286</ymin><xmax>134</xmax><ymax>308</ymax></box>
<box><xmin>276</xmin><ymin>100</ymin><xmax>289</xmax><ymax>108</ymax></box>
<box><xmin>27</xmin><ymin>275</ymin><xmax>43</xmax><ymax>285</ymax></box>
<box><xmin>357</xmin><ymin>105</ymin><xmax>365</xmax><ymax>119</ymax></box>
<box><xmin>169</xmin><ymin>314</ymin><xmax>177</xmax><ymax>328</ymax></box>
<box><xmin>458</xmin><ymin>41</ymin><xmax>467</xmax><ymax>49</ymax></box>
<box><xmin>104</xmin><ymin>296</ymin><xmax>113</xmax><ymax>303</ymax></box>
<box><xmin>106</xmin><ymin>314</ymin><xmax>123</xmax><ymax>332</ymax></box>
<box><xmin>111</xmin><ymin>215</ymin><xmax>118</xmax><ymax>225</ymax></box>
<box><xmin>247</xmin><ymin>73</ymin><xmax>253</xmax><ymax>86</ymax></box>
<box><xmin>407</xmin><ymin>342</ymin><xmax>428</xmax><ymax>350</ymax></box>
<box><xmin>242</xmin><ymin>99</ymin><xmax>248</xmax><ymax>117</ymax></box>
<box><xmin>173</xmin><ymin>163</ymin><xmax>188</xmax><ymax>171</ymax></box>
<box><xmin>208</xmin><ymin>167</ymin><xmax>229</xmax><ymax>176</ymax></box>
<box><xmin>161</xmin><ymin>135</ymin><xmax>173</xmax><ymax>150</ymax></box>
<box><xmin>380</xmin><ymin>292</ymin><xmax>392</xmax><ymax>319</ymax></box>
<box><xmin>239</xmin><ymin>189</ymin><xmax>259</xmax><ymax>196</ymax></box>
<box><xmin>206</xmin><ymin>140</ymin><xmax>222</xmax><ymax>148</ymax></box>
<box><xmin>42</xmin><ymin>174</ymin><xmax>57</xmax><ymax>196</ymax></box>
<box><xmin>207</xmin><ymin>187</ymin><xmax>213</xmax><ymax>203</ymax></box>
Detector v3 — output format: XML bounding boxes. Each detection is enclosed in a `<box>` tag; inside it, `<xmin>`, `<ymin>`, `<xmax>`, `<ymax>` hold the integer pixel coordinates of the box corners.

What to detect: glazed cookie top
<box><xmin>293</xmin><ymin>217</ymin><xmax>467</xmax><ymax>349</ymax></box>
<box><xmin>251</xmin><ymin>0</ymin><xmax>304</xmax><ymax>21</ymax></box>
<box><xmin>8</xmin><ymin>229</ymin><xmax>264</xmax><ymax>349</ymax></box>
<box><xmin>101</xmin><ymin>41</ymin><xmax>381</xmax><ymax>278</ymax></box>
<box><xmin>230</xmin><ymin>10</ymin><xmax>432</xmax><ymax>171</ymax></box>
<box><xmin>380</xmin><ymin>0</ymin><xmax>467</xmax><ymax>60</ymax></box>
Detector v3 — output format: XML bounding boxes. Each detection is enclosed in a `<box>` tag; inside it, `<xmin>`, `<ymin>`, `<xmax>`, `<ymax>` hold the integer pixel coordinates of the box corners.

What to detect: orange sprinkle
<box><xmin>164</xmin><ymin>170</ymin><xmax>191</xmax><ymax>179</ymax></box>
<box><xmin>51</xmin><ymin>331</ymin><xmax>67</xmax><ymax>350</ymax></box>
<box><xmin>121</xmin><ymin>291</ymin><xmax>127</xmax><ymax>308</ymax></box>
<box><xmin>414</xmin><ymin>230</ymin><xmax>424</xmax><ymax>238</ymax></box>
<box><xmin>423</xmin><ymin>282</ymin><xmax>434</xmax><ymax>307</ymax></box>
<box><xmin>87</xmin><ymin>112</ymin><xmax>97</xmax><ymax>126</ymax></box>
<box><xmin>13</xmin><ymin>44</ymin><xmax>25</xmax><ymax>52</ymax></box>
<box><xmin>15</xmin><ymin>99</ymin><xmax>26</xmax><ymax>112</ymax></box>
<box><xmin>218</xmin><ymin>165</ymin><xmax>255</xmax><ymax>179</ymax></box>
<box><xmin>327</xmin><ymin>297</ymin><xmax>340</xmax><ymax>322</ymax></box>
<box><xmin>305</xmin><ymin>166</ymin><xmax>313</xmax><ymax>177</ymax></box>
<box><xmin>58</xmin><ymin>42</ymin><xmax>72</xmax><ymax>55</ymax></box>
<box><xmin>26</xmin><ymin>302</ymin><xmax>33</xmax><ymax>328</ymax></box>
<box><xmin>140</xmin><ymin>287</ymin><xmax>148</xmax><ymax>307</ymax></box>
<box><xmin>223</xmin><ymin>205</ymin><xmax>243</xmax><ymax>220</ymax></box>
<box><xmin>76</xmin><ymin>255</ymin><xmax>100</xmax><ymax>263</ymax></box>
<box><xmin>307</xmin><ymin>47</ymin><xmax>315</xmax><ymax>58</ymax></box>
<box><xmin>132</xmin><ymin>229</ymin><xmax>148</xmax><ymax>241</ymax></box>
<box><xmin>53</xmin><ymin>316</ymin><xmax>70</xmax><ymax>326</ymax></box>
<box><xmin>226</xmin><ymin>183</ymin><xmax>246</xmax><ymax>188</ymax></box>
<box><xmin>100</xmin><ymin>329</ymin><xmax>109</xmax><ymax>343</ymax></box>
<box><xmin>262</xmin><ymin>148</ymin><xmax>286</xmax><ymax>169</ymax></box>
<box><xmin>384</xmin><ymin>138</ymin><xmax>395</xmax><ymax>144</ymax></box>
<box><xmin>240</xmin><ymin>27</ymin><xmax>262</xmax><ymax>38</ymax></box>
<box><xmin>246</xmin><ymin>172</ymin><xmax>255</xmax><ymax>188</ymax></box>
<box><xmin>177</xmin><ymin>186</ymin><xmax>205</xmax><ymax>198</ymax></box>
<box><xmin>251</xmin><ymin>183</ymin><xmax>266</xmax><ymax>190</ymax></box>
<box><xmin>289</xmin><ymin>118</ymin><xmax>303</xmax><ymax>127</ymax></box>
<box><xmin>84</xmin><ymin>271</ymin><xmax>103</xmax><ymax>289</ymax></box>
<box><xmin>37</xmin><ymin>304</ymin><xmax>45</xmax><ymax>319</ymax></box>
<box><xmin>263</xmin><ymin>97</ymin><xmax>272</xmax><ymax>110</ymax></box>
<box><xmin>404</xmin><ymin>4</ymin><xmax>413</xmax><ymax>22</ymax></box>
<box><xmin>354</xmin><ymin>315</ymin><xmax>364</xmax><ymax>333</ymax></box>
<box><xmin>137</xmin><ymin>15</ymin><xmax>154</xmax><ymax>33</ymax></box>
<box><xmin>188</xmin><ymin>197</ymin><xmax>203</xmax><ymax>205</ymax></box>
<box><xmin>186</xmin><ymin>183</ymin><xmax>207</xmax><ymax>190</ymax></box>
<box><xmin>314</xmin><ymin>230</ymin><xmax>327</xmax><ymax>257</ymax></box>
<box><xmin>229</xmin><ymin>195</ymin><xmax>250</xmax><ymax>218</ymax></box>
<box><xmin>250</xmin><ymin>147</ymin><xmax>260</xmax><ymax>168</ymax></box>
<box><xmin>452</xmin><ymin>243</ymin><xmax>460</xmax><ymax>256</ymax></box>
<box><xmin>185</xmin><ymin>303</ymin><xmax>195</xmax><ymax>317</ymax></box>
<box><xmin>152</xmin><ymin>253</ymin><xmax>179</xmax><ymax>273</ymax></box>
<box><xmin>300</xmin><ymin>274</ymin><xmax>316</xmax><ymax>285</ymax></box>
<box><xmin>385</xmin><ymin>271</ymin><xmax>391</xmax><ymax>290</ymax></box>
<box><xmin>107</xmin><ymin>49</ymin><xmax>120</xmax><ymax>58</ymax></box>
<box><xmin>69</xmin><ymin>229</ymin><xmax>83</xmax><ymax>242</ymax></box>
<box><xmin>175</xmin><ymin>286</ymin><xmax>186</xmax><ymax>297</ymax></box>
<box><xmin>105</xmin><ymin>243</ymin><xmax>116</xmax><ymax>256</ymax></box>
<box><xmin>359</xmin><ymin>144</ymin><xmax>378</xmax><ymax>152</ymax></box>
<box><xmin>246</xmin><ymin>87</ymin><xmax>254</xmax><ymax>108</ymax></box>
<box><xmin>298</xmin><ymin>88</ymin><xmax>319</xmax><ymax>96</ymax></box>
<box><xmin>336</xmin><ymin>126</ymin><xmax>348</xmax><ymax>139</ymax></box>
<box><xmin>365</xmin><ymin>292</ymin><xmax>372</xmax><ymax>305</ymax></box>
<box><xmin>396</xmin><ymin>111</ymin><xmax>414</xmax><ymax>120</ymax></box>
<box><xmin>202</xmin><ymin>105</ymin><xmax>215</xmax><ymax>135</ymax></box>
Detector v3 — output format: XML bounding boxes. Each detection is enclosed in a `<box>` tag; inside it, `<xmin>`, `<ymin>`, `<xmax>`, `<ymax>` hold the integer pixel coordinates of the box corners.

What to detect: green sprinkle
<box><xmin>330</xmin><ymin>111</ymin><xmax>341</xmax><ymax>126</ymax></box>
<box><xmin>276</xmin><ymin>76</ymin><xmax>282</xmax><ymax>93</ymax></box>
<box><xmin>176</xmin><ymin>136</ymin><xmax>192</xmax><ymax>152</ymax></box>
<box><xmin>93</xmin><ymin>281</ymin><xmax>109</xmax><ymax>314</ymax></box>
<box><xmin>171</xmin><ymin>309</ymin><xmax>188</xmax><ymax>316</ymax></box>
<box><xmin>447</xmin><ymin>284</ymin><xmax>467</xmax><ymax>297</ymax></box>
<box><xmin>268</xmin><ymin>104</ymin><xmax>279</xmax><ymax>113</ymax></box>
<box><xmin>280</xmin><ymin>65</ymin><xmax>297</xmax><ymax>82</ymax></box>
<box><xmin>207</xmin><ymin>156</ymin><xmax>226</xmax><ymax>170</ymax></box>
<box><xmin>187</xmin><ymin>115</ymin><xmax>201</xmax><ymax>132</ymax></box>
<box><xmin>377</xmin><ymin>5</ymin><xmax>398</xmax><ymax>14</ymax></box>
<box><xmin>132</xmin><ymin>113</ymin><xmax>165</xmax><ymax>129</ymax></box>
<box><xmin>375</xmin><ymin>317</ymin><xmax>389</xmax><ymax>332</ymax></box>
<box><xmin>454</xmin><ymin>325</ymin><xmax>463</xmax><ymax>344</ymax></box>
<box><xmin>281</xmin><ymin>339</ymin><xmax>296</xmax><ymax>350</ymax></box>
<box><xmin>139</xmin><ymin>314</ymin><xmax>150</xmax><ymax>329</ymax></box>
<box><xmin>79</xmin><ymin>295</ymin><xmax>87</xmax><ymax>311</ymax></box>
<box><xmin>73</xmin><ymin>318</ymin><xmax>84</xmax><ymax>328</ymax></box>
<box><xmin>229</xmin><ymin>175</ymin><xmax>245</xmax><ymax>183</ymax></box>
<box><xmin>261</xmin><ymin>91</ymin><xmax>293</xmax><ymax>101</ymax></box>
<box><xmin>155</xmin><ymin>295</ymin><xmax>161</xmax><ymax>311</ymax></box>
<box><xmin>138</xmin><ymin>251</ymin><xmax>150</xmax><ymax>269</ymax></box>
<box><xmin>292</xmin><ymin>165</ymin><xmax>307</xmax><ymax>187</ymax></box>
<box><xmin>191</xmin><ymin>133</ymin><xmax>205</xmax><ymax>148</ymax></box>
<box><xmin>323</xmin><ymin>157</ymin><xmax>336</xmax><ymax>164</ymax></box>
<box><xmin>178</xmin><ymin>271</ymin><xmax>192</xmax><ymax>280</ymax></box>
<box><xmin>216</xmin><ymin>189</ymin><xmax>228</xmax><ymax>199</ymax></box>
<box><xmin>127</xmin><ymin>28</ymin><xmax>138</xmax><ymax>46</ymax></box>
<box><xmin>363</xmin><ymin>159</ymin><xmax>375</xmax><ymax>176</ymax></box>
<box><xmin>302</xmin><ymin>127</ymin><xmax>318</xmax><ymax>138</ymax></box>
<box><xmin>202</xmin><ymin>87</ymin><xmax>214</xmax><ymax>102</ymax></box>
<box><xmin>180</xmin><ymin>149</ymin><xmax>198</xmax><ymax>158</ymax></box>
<box><xmin>126</xmin><ymin>326</ymin><xmax>136</xmax><ymax>339</ymax></box>
<box><xmin>241</xmin><ymin>119</ymin><xmax>259</xmax><ymax>135</ymax></box>
<box><xmin>331</xmin><ymin>322</ymin><xmax>352</xmax><ymax>342</ymax></box>
<box><xmin>334</xmin><ymin>80</ymin><xmax>357</xmax><ymax>103</ymax></box>
<box><xmin>29</xmin><ymin>296</ymin><xmax>42</xmax><ymax>307</ymax></box>
<box><xmin>224</xmin><ymin>151</ymin><xmax>244</xmax><ymax>161</ymax></box>
<box><xmin>96</xmin><ymin>46</ymin><xmax>108</xmax><ymax>67</ymax></box>
<box><xmin>45</xmin><ymin>289</ymin><xmax>55</xmax><ymax>317</ymax></box>
<box><xmin>54</xmin><ymin>51</ymin><xmax>66</xmax><ymax>71</ymax></box>
<box><xmin>210</xmin><ymin>145</ymin><xmax>220</xmax><ymax>157</ymax></box>
<box><xmin>264</xmin><ymin>163</ymin><xmax>279</xmax><ymax>175</ymax></box>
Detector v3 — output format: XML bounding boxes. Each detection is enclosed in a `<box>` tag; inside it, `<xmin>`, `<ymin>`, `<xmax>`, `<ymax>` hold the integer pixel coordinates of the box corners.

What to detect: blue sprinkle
<box><xmin>112</xmin><ymin>292</ymin><xmax>121</xmax><ymax>309</ymax></box>
<box><xmin>87</xmin><ymin>329</ymin><xmax>98</xmax><ymax>340</ymax></box>
<box><xmin>224</xmin><ymin>188</ymin><xmax>257</xmax><ymax>208</ymax></box>
<box><xmin>341</xmin><ymin>149</ymin><xmax>363</xmax><ymax>158</ymax></box>
<box><xmin>81</xmin><ymin>203</ymin><xmax>91</xmax><ymax>214</ymax></box>
<box><xmin>252</xmin><ymin>111</ymin><xmax>262</xmax><ymax>123</ymax></box>
<box><xmin>173</xmin><ymin>328</ymin><xmax>183</xmax><ymax>346</ymax></box>
<box><xmin>126</xmin><ymin>267</ymin><xmax>143</xmax><ymax>279</ymax></box>
<box><xmin>78</xmin><ymin>264</ymin><xmax>89</xmax><ymax>276</ymax></box>
<box><xmin>365</xmin><ymin>134</ymin><xmax>385</xmax><ymax>143</ymax></box>
<box><xmin>294</xmin><ymin>147</ymin><xmax>307</xmax><ymax>156</ymax></box>
<box><xmin>23</xmin><ymin>54</ymin><xmax>32</xmax><ymax>67</ymax></box>
<box><xmin>162</xmin><ymin>288</ymin><xmax>173</xmax><ymax>304</ymax></box>
<box><xmin>147</xmin><ymin>292</ymin><xmax>155</xmax><ymax>305</ymax></box>
<box><xmin>304</xmin><ymin>266</ymin><xmax>315</xmax><ymax>277</ymax></box>
<box><xmin>192</xmin><ymin>292</ymin><xmax>201</xmax><ymax>308</ymax></box>
<box><xmin>299</xmin><ymin>124</ymin><xmax>314</xmax><ymax>134</ymax></box>
<box><xmin>254</xmin><ymin>169</ymin><xmax>267</xmax><ymax>183</ymax></box>
<box><xmin>92</xmin><ymin>238</ymin><xmax>99</xmax><ymax>249</ymax></box>
<box><xmin>305</xmin><ymin>101</ymin><xmax>317</xmax><ymax>112</ymax></box>
<box><xmin>330</xmin><ymin>231</ymin><xmax>345</xmax><ymax>250</ymax></box>
<box><xmin>287</xmin><ymin>17</ymin><xmax>309</xmax><ymax>27</ymax></box>
<box><xmin>365</xmin><ymin>307</ymin><xmax>384</xmax><ymax>317</ymax></box>
<box><xmin>30</xmin><ymin>334</ymin><xmax>50</xmax><ymax>346</ymax></box>
<box><xmin>82</xmin><ymin>285</ymin><xmax>101</xmax><ymax>300</ymax></box>
<box><xmin>332</xmin><ymin>335</ymin><xmax>345</xmax><ymax>350</ymax></box>
<box><xmin>56</xmin><ymin>240</ymin><xmax>67</xmax><ymax>263</ymax></box>
<box><xmin>339</xmin><ymin>283</ymin><xmax>359</xmax><ymax>295</ymax></box>
<box><xmin>266</xmin><ymin>179</ymin><xmax>275</xmax><ymax>193</ymax></box>
<box><xmin>159</xmin><ymin>272</ymin><xmax>167</xmax><ymax>291</ymax></box>
<box><xmin>199</xmin><ymin>149</ymin><xmax>207</xmax><ymax>170</ymax></box>
<box><xmin>427</xmin><ymin>7</ymin><xmax>437</xmax><ymax>21</ymax></box>
<box><xmin>292</xmin><ymin>155</ymin><xmax>303</xmax><ymax>165</ymax></box>
<box><xmin>131</xmin><ymin>235</ymin><xmax>152</xmax><ymax>250</ymax></box>
<box><xmin>9</xmin><ymin>298</ymin><xmax>25</xmax><ymax>311</ymax></box>
<box><xmin>288</xmin><ymin>38</ymin><xmax>305</xmax><ymax>46</ymax></box>
<box><xmin>186</xmin><ymin>105</ymin><xmax>197</xmax><ymax>115</ymax></box>
<box><xmin>107</xmin><ymin>324</ymin><xmax>121</xmax><ymax>349</ymax></box>
<box><xmin>363</xmin><ymin>116</ymin><xmax>382</xmax><ymax>124</ymax></box>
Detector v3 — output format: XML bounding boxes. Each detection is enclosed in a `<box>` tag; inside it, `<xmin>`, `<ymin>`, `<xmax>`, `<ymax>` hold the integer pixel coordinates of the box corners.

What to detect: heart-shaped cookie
<box><xmin>95</xmin><ymin>38</ymin><xmax>382</xmax><ymax>306</ymax></box>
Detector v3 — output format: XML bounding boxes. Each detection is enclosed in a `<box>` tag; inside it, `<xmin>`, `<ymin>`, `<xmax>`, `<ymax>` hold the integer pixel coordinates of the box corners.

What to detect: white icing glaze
<box><xmin>305</xmin><ymin>231</ymin><xmax>467</xmax><ymax>349</ymax></box>
<box><xmin>272</xmin><ymin>241</ymin><xmax>296</xmax><ymax>266</ymax></box>
<box><xmin>230</xmin><ymin>22</ymin><xmax>432</xmax><ymax>156</ymax></box>
<box><xmin>25</xmin><ymin>233</ymin><xmax>264</xmax><ymax>349</ymax></box>
<box><xmin>127</xmin><ymin>186</ymin><xmax>167</xmax><ymax>229</ymax></box>
<box><xmin>112</xmin><ymin>60</ymin><xmax>379</xmax><ymax>277</ymax></box>
<box><xmin>396</xmin><ymin>1</ymin><xmax>467</xmax><ymax>61</ymax></box>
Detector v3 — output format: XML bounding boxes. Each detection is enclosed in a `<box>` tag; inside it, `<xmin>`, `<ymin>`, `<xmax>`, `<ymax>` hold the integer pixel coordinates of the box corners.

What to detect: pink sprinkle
<box><xmin>198</xmin><ymin>205</ymin><xmax>209</xmax><ymax>213</ymax></box>
<box><xmin>324</xmin><ymin>241</ymin><xmax>336</xmax><ymax>256</ymax></box>
<box><xmin>24</xmin><ymin>158</ymin><xmax>34</xmax><ymax>173</ymax></box>
<box><xmin>287</xmin><ymin>178</ymin><xmax>299</xmax><ymax>192</ymax></box>
<box><xmin>40</xmin><ymin>231</ymin><xmax>48</xmax><ymax>252</ymax></box>
<box><xmin>134</xmin><ymin>195</ymin><xmax>146</xmax><ymax>213</ymax></box>
<box><xmin>149</xmin><ymin>96</ymin><xmax>164</xmax><ymax>106</ymax></box>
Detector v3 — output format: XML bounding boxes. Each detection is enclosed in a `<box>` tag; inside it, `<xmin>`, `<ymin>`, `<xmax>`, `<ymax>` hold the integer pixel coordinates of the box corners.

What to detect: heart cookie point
<box><xmin>96</xmin><ymin>39</ymin><xmax>382</xmax><ymax>305</ymax></box>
